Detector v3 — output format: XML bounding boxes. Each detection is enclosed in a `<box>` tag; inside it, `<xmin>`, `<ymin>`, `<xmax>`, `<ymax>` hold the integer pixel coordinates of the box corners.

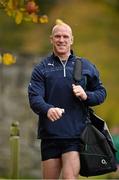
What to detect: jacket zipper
<box><xmin>60</xmin><ymin>60</ymin><xmax>68</xmax><ymax>77</ymax></box>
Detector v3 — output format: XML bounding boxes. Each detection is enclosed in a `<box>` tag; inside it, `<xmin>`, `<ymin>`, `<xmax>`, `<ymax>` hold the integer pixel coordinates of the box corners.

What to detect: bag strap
<box><xmin>74</xmin><ymin>57</ymin><xmax>87</xmax><ymax>89</ymax></box>
<box><xmin>73</xmin><ymin>57</ymin><xmax>82</xmax><ymax>83</ymax></box>
<box><xmin>73</xmin><ymin>57</ymin><xmax>91</xmax><ymax>122</ymax></box>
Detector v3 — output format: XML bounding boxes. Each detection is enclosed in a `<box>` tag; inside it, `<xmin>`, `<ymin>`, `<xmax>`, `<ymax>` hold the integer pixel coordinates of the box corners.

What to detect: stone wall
<box><xmin>0</xmin><ymin>54</ymin><xmax>42</xmax><ymax>179</ymax></box>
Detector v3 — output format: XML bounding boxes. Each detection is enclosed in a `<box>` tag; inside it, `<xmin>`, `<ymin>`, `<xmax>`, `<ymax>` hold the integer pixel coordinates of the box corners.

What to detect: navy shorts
<box><xmin>41</xmin><ymin>139</ymin><xmax>83</xmax><ymax>161</ymax></box>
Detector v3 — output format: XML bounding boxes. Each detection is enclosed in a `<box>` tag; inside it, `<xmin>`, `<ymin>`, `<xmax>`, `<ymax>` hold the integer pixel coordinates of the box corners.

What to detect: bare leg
<box><xmin>42</xmin><ymin>158</ymin><xmax>62</xmax><ymax>179</ymax></box>
<box><xmin>62</xmin><ymin>151</ymin><xmax>80</xmax><ymax>179</ymax></box>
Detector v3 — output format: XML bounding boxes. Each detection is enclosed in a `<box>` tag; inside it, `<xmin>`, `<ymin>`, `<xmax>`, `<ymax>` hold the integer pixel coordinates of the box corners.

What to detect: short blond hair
<box><xmin>51</xmin><ymin>20</ymin><xmax>73</xmax><ymax>36</ymax></box>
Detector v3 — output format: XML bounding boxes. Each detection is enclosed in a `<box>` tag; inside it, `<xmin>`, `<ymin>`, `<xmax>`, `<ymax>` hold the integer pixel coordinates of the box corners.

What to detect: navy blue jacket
<box><xmin>28</xmin><ymin>53</ymin><xmax>106</xmax><ymax>139</ymax></box>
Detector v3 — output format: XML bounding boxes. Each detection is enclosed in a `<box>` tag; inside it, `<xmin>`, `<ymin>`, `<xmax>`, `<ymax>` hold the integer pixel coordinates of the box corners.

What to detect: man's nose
<box><xmin>59</xmin><ymin>36</ymin><xmax>64</xmax><ymax>42</ymax></box>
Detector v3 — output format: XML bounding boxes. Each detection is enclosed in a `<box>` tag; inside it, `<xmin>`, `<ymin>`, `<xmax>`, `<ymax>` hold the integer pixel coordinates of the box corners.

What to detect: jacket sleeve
<box><xmin>84</xmin><ymin>64</ymin><xmax>107</xmax><ymax>106</ymax></box>
<box><xmin>28</xmin><ymin>64</ymin><xmax>54</xmax><ymax>115</ymax></box>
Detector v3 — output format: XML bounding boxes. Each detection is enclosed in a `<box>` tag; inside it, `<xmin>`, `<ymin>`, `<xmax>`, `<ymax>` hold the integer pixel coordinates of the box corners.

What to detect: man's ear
<box><xmin>70</xmin><ymin>36</ymin><xmax>74</xmax><ymax>45</ymax></box>
<box><xmin>50</xmin><ymin>35</ymin><xmax>53</xmax><ymax>44</ymax></box>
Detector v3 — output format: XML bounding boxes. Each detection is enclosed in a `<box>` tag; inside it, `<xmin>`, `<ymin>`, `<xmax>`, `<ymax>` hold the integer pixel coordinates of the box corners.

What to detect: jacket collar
<box><xmin>51</xmin><ymin>50</ymin><xmax>75</xmax><ymax>62</ymax></box>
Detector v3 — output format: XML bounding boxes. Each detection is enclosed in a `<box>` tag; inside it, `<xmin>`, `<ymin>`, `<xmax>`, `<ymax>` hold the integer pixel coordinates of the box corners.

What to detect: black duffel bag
<box><xmin>73</xmin><ymin>57</ymin><xmax>117</xmax><ymax>177</ymax></box>
<box><xmin>79</xmin><ymin>109</ymin><xmax>117</xmax><ymax>177</ymax></box>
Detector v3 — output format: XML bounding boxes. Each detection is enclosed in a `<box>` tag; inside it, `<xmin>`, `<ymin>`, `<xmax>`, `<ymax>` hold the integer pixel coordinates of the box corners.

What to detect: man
<box><xmin>28</xmin><ymin>22</ymin><xmax>106</xmax><ymax>179</ymax></box>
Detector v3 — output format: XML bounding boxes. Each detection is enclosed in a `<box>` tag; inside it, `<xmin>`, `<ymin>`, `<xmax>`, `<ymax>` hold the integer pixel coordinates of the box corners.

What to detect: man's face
<box><xmin>50</xmin><ymin>25</ymin><xmax>73</xmax><ymax>57</ymax></box>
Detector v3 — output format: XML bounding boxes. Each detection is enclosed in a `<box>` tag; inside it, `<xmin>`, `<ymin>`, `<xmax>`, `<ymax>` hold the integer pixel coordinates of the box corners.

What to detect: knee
<box><xmin>62</xmin><ymin>171</ymin><xmax>79</xmax><ymax>179</ymax></box>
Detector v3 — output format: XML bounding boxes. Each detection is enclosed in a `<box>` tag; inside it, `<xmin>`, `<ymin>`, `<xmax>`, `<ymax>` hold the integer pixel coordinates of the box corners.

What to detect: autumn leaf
<box><xmin>39</xmin><ymin>15</ymin><xmax>48</xmax><ymax>23</ymax></box>
<box><xmin>2</xmin><ymin>53</ymin><xmax>16</xmax><ymax>65</ymax></box>
<box><xmin>7</xmin><ymin>0</ymin><xmax>14</xmax><ymax>10</ymax></box>
<box><xmin>30</xmin><ymin>13</ymin><xmax>38</xmax><ymax>23</ymax></box>
<box><xmin>15</xmin><ymin>10</ymin><xmax>23</xmax><ymax>24</ymax></box>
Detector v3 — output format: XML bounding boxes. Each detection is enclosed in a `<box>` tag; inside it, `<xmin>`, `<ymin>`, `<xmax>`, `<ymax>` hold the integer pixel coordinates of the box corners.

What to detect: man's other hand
<box><xmin>47</xmin><ymin>107</ymin><xmax>65</xmax><ymax>121</ymax></box>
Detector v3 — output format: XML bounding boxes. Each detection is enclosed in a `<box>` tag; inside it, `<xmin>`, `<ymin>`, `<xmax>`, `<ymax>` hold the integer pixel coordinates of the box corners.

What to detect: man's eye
<box><xmin>63</xmin><ymin>35</ymin><xmax>69</xmax><ymax>38</ymax></box>
<box><xmin>55</xmin><ymin>35</ymin><xmax>60</xmax><ymax>38</ymax></box>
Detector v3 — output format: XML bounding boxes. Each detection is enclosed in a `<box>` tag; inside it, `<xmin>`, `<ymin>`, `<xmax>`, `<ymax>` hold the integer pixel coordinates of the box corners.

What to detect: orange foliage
<box><xmin>0</xmin><ymin>0</ymin><xmax>48</xmax><ymax>24</ymax></box>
